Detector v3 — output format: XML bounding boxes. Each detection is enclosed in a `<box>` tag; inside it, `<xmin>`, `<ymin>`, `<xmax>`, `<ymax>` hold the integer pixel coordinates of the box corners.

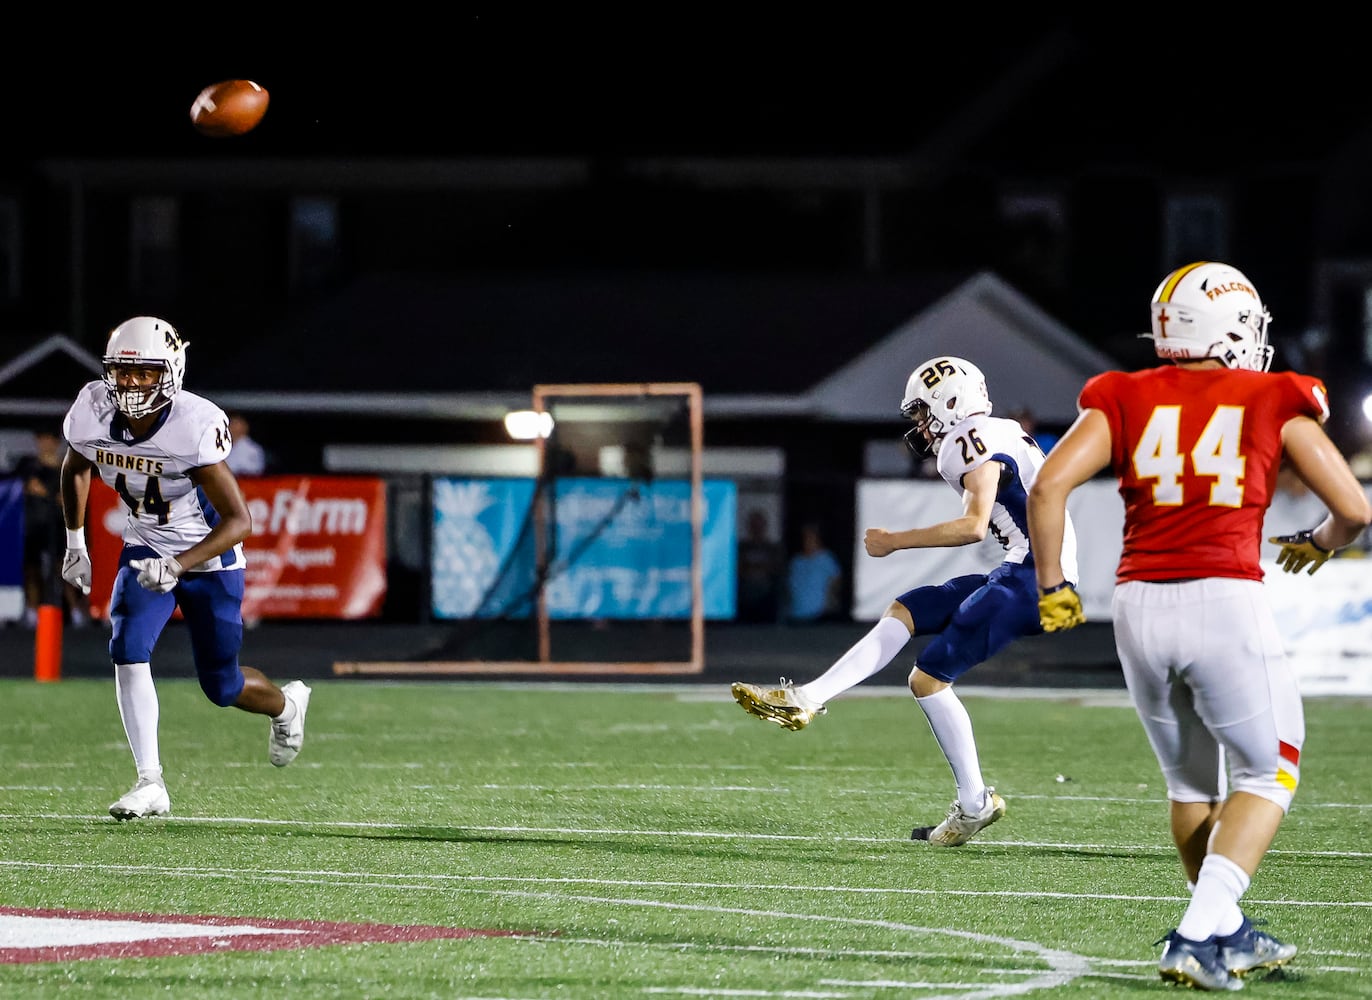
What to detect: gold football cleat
<box><xmin>730</xmin><ymin>678</ymin><xmax>826</xmax><ymax>731</ymax></box>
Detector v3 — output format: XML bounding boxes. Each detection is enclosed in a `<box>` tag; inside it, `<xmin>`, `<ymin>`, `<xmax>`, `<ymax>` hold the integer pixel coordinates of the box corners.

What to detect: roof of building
<box><xmin>2</xmin><ymin>272</ymin><xmax>1121</xmax><ymax>429</ymax></box>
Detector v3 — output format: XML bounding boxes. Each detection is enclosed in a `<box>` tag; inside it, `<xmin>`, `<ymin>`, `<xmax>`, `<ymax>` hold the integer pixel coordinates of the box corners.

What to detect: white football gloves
<box><xmin>61</xmin><ymin>545</ymin><xmax>92</xmax><ymax>596</ymax></box>
<box><xmin>129</xmin><ymin>556</ymin><xmax>185</xmax><ymax>594</ymax></box>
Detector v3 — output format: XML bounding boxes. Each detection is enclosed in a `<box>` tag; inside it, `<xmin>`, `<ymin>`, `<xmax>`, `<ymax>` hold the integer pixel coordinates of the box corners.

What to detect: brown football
<box><xmin>189</xmin><ymin>79</ymin><xmax>269</xmax><ymax>137</ymax></box>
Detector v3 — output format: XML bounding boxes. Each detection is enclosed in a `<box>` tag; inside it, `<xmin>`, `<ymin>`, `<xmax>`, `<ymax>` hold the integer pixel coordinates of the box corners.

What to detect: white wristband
<box><xmin>66</xmin><ymin>528</ymin><xmax>87</xmax><ymax>550</ymax></box>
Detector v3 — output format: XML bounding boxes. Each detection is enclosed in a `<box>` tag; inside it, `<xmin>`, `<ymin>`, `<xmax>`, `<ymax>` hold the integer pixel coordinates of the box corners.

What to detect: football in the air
<box><xmin>189</xmin><ymin>79</ymin><xmax>269</xmax><ymax>137</ymax></box>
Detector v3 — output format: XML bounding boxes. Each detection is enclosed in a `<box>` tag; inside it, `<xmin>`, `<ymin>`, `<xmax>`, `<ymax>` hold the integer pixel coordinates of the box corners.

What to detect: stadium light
<box><xmin>1363</xmin><ymin>390</ymin><xmax>1372</xmax><ymax>424</ymax></box>
<box><xmin>504</xmin><ymin>409</ymin><xmax>554</xmax><ymax>441</ymax></box>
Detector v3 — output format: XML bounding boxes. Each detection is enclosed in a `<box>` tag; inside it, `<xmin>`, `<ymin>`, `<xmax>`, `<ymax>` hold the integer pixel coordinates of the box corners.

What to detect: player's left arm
<box><xmin>864</xmin><ymin>460</ymin><xmax>1000</xmax><ymax>556</ymax></box>
<box><xmin>1268</xmin><ymin>415</ymin><xmax>1372</xmax><ymax>573</ymax></box>
<box><xmin>174</xmin><ymin>461</ymin><xmax>253</xmax><ymax>570</ymax></box>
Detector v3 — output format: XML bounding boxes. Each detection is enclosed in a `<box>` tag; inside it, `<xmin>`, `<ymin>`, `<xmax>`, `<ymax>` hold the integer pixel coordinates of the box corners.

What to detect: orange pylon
<box><xmin>34</xmin><ymin>604</ymin><xmax>63</xmax><ymax>682</ymax></box>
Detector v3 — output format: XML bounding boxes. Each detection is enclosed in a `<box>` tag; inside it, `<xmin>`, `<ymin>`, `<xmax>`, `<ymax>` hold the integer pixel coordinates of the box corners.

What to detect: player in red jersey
<box><xmin>1026</xmin><ymin>261</ymin><xmax>1371</xmax><ymax>991</ymax></box>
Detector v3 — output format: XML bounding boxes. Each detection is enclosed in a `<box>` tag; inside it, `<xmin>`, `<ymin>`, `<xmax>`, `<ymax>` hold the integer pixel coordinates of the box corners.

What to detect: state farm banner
<box><xmin>87</xmin><ymin>475</ymin><xmax>386</xmax><ymax>620</ymax></box>
<box><xmin>240</xmin><ymin>476</ymin><xmax>387</xmax><ymax>619</ymax></box>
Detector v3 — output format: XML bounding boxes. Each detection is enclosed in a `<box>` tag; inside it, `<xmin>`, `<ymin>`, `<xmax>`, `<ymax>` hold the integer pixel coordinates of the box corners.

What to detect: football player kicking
<box><xmin>1027</xmin><ymin>261</ymin><xmax>1372</xmax><ymax>990</ymax></box>
<box><xmin>732</xmin><ymin>357</ymin><xmax>1079</xmax><ymax>846</ymax></box>
<box><xmin>59</xmin><ymin>316</ymin><xmax>312</xmax><ymax>820</ymax></box>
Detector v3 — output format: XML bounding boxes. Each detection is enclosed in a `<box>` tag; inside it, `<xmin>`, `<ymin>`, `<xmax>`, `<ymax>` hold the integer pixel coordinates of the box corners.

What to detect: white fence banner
<box><xmin>852</xmin><ymin>478</ymin><xmax>1123</xmax><ymax>620</ymax></box>
<box><xmin>853</xmin><ymin>478</ymin><xmax>1372</xmax><ymax>693</ymax></box>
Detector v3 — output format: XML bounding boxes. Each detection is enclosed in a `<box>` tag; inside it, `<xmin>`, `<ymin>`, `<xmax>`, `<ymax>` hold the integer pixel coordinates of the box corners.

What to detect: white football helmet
<box><xmin>1145</xmin><ymin>261</ymin><xmax>1273</xmax><ymax>372</ymax></box>
<box><xmin>901</xmin><ymin>356</ymin><xmax>992</xmax><ymax>457</ymax></box>
<box><xmin>102</xmin><ymin>316</ymin><xmax>188</xmax><ymax>419</ymax></box>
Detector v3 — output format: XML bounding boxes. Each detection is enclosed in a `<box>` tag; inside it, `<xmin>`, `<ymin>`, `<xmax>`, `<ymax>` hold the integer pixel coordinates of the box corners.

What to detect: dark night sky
<box><xmin>6</xmin><ymin>17</ymin><xmax>1372</xmax><ymax>444</ymax></box>
<box><xmin>6</xmin><ymin>20</ymin><xmax>1364</xmax><ymax>167</ymax></box>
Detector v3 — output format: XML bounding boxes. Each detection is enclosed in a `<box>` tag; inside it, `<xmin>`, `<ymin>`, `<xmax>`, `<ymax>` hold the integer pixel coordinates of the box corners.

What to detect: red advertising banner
<box><xmin>86</xmin><ymin>476</ymin><xmax>387</xmax><ymax>620</ymax></box>
<box><xmin>86</xmin><ymin>480</ymin><xmax>128</xmax><ymax>619</ymax></box>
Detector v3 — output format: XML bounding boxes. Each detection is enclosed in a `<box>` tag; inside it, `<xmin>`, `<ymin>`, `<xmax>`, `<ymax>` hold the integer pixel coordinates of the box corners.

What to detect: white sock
<box><xmin>915</xmin><ymin>686</ymin><xmax>986</xmax><ymax>812</ymax></box>
<box><xmin>1186</xmin><ymin>876</ymin><xmax>1243</xmax><ymax>937</ymax></box>
<box><xmin>801</xmin><ymin>617</ymin><xmax>911</xmax><ymax>705</ymax></box>
<box><xmin>114</xmin><ymin>662</ymin><xmax>162</xmax><ymax>783</ymax></box>
<box><xmin>1178</xmin><ymin>853</ymin><xmax>1250</xmax><ymax>941</ymax></box>
<box><xmin>272</xmin><ymin>695</ymin><xmax>297</xmax><ymax>725</ymax></box>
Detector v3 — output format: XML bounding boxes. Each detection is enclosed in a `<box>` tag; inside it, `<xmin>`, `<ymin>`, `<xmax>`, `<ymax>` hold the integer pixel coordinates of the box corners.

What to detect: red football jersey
<box><xmin>1080</xmin><ymin>365</ymin><xmax>1328</xmax><ymax>582</ymax></box>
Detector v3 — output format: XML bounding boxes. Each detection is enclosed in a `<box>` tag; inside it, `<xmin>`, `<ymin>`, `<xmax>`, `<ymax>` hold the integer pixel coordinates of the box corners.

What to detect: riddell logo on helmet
<box><xmin>1203</xmin><ymin>281</ymin><xmax>1256</xmax><ymax>300</ymax></box>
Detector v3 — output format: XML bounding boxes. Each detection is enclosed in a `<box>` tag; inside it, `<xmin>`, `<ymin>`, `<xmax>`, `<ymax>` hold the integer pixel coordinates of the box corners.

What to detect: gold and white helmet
<box><xmin>900</xmin><ymin>356</ymin><xmax>992</xmax><ymax>457</ymax></box>
<box><xmin>102</xmin><ymin>316</ymin><xmax>188</xmax><ymax>419</ymax></box>
<box><xmin>1146</xmin><ymin>261</ymin><xmax>1273</xmax><ymax>371</ymax></box>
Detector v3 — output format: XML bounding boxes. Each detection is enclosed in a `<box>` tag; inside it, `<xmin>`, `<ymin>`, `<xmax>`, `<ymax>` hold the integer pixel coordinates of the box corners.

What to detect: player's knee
<box><xmin>1165</xmin><ymin>785</ymin><xmax>1220</xmax><ymax>804</ymax></box>
<box><xmin>885</xmin><ymin>603</ymin><xmax>915</xmax><ymax>632</ymax></box>
<box><xmin>909</xmin><ymin>665</ymin><xmax>948</xmax><ymax>698</ymax></box>
<box><xmin>1163</xmin><ymin>762</ymin><xmax>1224</xmax><ymax>802</ymax></box>
<box><xmin>198</xmin><ymin>664</ymin><xmax>245</xmax><ymax>707</ymax></box>
<box><xmin>1229</xmin><ymin>770</ymin><xmax>1296</xmax><ymax>813</ymax></box>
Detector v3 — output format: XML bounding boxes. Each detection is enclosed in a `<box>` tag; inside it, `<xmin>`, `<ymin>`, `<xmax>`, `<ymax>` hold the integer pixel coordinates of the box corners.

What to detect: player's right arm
<box><xmin>59</xmin><ymin>447</ymin><xmax>93</xmax><ymax>533</ymax></box>
<box><xmin>59</xmin><ymin>447</ymin><xmax>95</xmax><ymax>595</ymax></box>
<box><xmin>1028</xmin><ymin>408</ymin><xmax>1112</xmax><ymax>593</ymax></box>
<box><xmin>864</xmin><ymin>460</ymin><xmax>1001</xmax><ymax>556</ymax></box>
<box><xmin>1027</xmin><ymin>406</ymin><xmax>1113</xmax><ymax>632</ymax></box>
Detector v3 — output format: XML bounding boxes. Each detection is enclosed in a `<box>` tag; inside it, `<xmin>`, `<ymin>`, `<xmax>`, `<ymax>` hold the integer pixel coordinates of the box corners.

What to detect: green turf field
<box><xmin>2</xmin><ymin>678</ymin><xmax>1369</xmax><ymax>998</ymax></box>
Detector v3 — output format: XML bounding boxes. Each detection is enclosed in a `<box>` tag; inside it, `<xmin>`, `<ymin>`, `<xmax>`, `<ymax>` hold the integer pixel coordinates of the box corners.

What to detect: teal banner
<box><xmin>431</xmin><ymin>477</ymin><xmax>736</xmax><ymax>620</ymax></box>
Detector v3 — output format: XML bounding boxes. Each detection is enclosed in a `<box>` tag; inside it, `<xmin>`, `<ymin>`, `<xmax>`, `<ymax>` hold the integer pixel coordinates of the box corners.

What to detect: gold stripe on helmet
<box><xmin>1155</xmin><ymin>261</ymin><xmax>1211</xmax><ymax>303</ymax></box>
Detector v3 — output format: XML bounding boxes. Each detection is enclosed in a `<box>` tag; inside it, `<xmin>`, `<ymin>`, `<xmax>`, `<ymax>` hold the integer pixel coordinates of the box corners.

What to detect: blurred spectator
<box><xmin>14</xmin><ymin>429</ymin><xmax>87</xmax><ymax>627</ymax></box>
<box><xmin>226</xmin><ymin>412</ymin><xmax>267</xmax><ymax>476</ymax></box>
<box><xmin>1264</xmin><ymin>461</ymin><xmax>1368</xmax><ymax>560</ymax></box>
<box><xmin>784</xmin><ymin>521</ymin><xmax>843</xmax><ymax>624</ymax></box>
<box><xmin>736</xmin><ymin>508</ymin><xmax>784</xmax><ymax>623</ymax></box>
<box><xmin>1008</xmin><ymin>407</ymin><xmax>1060</xmax><ymax>454</ymax></box>
<box><xmin>1350</xmin><ymin>443</ymin><xmax>1372</xmax><ymax>482</ymax></box>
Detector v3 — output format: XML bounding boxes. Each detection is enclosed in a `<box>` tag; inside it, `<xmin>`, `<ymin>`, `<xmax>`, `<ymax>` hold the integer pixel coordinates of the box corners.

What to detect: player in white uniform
<box><xmin>58</xmin><ymin>316</ymin><xmax>312</xmax><ymax>820</ymax></box>
<box><xmin>732</xmin><ymin>357</ymin><xmax>1079</xmax><ymax>845</ymax></box>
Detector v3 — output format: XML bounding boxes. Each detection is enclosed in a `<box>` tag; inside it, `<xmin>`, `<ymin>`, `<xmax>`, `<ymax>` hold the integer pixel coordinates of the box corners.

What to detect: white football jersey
<box><xmin>63</xmin><ymin>381</ymin><xmax>246</xmax><ymax>572</ymax></box>
<box><xmin>934</xmin><ymin>413</ymin><xmax>1079</xmax><ymax>583</ymax></box>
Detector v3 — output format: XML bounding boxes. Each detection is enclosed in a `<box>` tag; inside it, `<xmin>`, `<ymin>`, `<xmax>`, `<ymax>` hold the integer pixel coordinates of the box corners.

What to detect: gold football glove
<box><xmin>1038</xmin><ymin>582</ymin><xmax>1085</xmax><ymax>633</ymax></box>
<box><xmin>1268</xmin><ymin>528</ymin><xmax>1333</xmax><ymax>576</ymax></box>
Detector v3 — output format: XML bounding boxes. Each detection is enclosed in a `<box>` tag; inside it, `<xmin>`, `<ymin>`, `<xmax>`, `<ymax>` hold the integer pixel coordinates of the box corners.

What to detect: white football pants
<box><xmin>1111</xmin><ymin>577</ymin><xmax>1303</xmax><ymax>811</ymax></box>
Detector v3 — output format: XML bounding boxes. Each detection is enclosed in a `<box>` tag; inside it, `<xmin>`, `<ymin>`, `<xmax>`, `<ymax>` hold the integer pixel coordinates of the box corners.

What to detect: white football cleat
<box><xmin>269</xmin><ymin>680</ymin><xmax>312</xmax><ymax>767</ymax></box>
<box><xmin>109</xmin><ymin>778</ymin><xmax>171</xmax><ymax>821</ymax></box>
<box><xmin>911</xmin><ymin>788</ymin><xmax>1006</xmax><ymax>846</ymax></box>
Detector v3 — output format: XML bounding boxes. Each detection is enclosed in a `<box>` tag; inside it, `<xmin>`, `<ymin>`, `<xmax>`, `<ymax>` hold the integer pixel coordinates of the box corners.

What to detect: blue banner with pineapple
<box><xmin>430</xmin><ymin>477</ymin><xmax>736</xmax><ymax>620</ymax></box>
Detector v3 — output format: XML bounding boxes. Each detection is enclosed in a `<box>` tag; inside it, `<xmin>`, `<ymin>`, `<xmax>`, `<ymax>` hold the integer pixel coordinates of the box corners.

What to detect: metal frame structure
<box><xmin>336</xmin><ymin>382</ymin><xmax>705</xmax><ymax>677</ymax></box>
